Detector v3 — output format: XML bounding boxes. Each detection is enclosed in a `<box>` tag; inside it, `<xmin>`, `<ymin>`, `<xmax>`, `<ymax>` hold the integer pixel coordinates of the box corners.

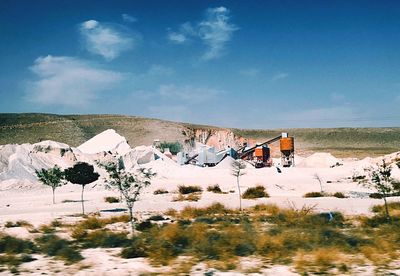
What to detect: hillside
<box><xmin>0</xmin><ymin>113</ymin><xmax>399</xmax><ymax>158</ymax></box>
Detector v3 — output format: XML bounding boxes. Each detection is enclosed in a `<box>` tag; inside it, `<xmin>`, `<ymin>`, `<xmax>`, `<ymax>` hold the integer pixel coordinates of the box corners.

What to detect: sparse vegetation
<box><xmin>242</xmin><ymin>185</ymin><xmax>269</xmax><ymax>199</ymax></box>
<box><xmin>207</xmin><ymin>184</ymin><xmax>222</xmax><ymax>193</ymax></box>
<box><xmin>178</xmin><ymin>185</ymin><xmax>202</xmax><ymax>194</ymax></box>
<box><xmin>2</xmin><ymin>202</ymin><xmax>400</xmax><ymax>273</ymax></box>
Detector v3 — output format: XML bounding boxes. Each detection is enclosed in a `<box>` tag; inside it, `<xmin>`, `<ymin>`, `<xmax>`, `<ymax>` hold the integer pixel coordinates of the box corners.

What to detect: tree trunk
<box><xmin>128</xmin><ymin>206</ymin><xmax>134</xmax><ymax>233</ymax></box>
<box><xmin>81</xmin><ymin>185</ymin><xmax>85</xmax><ymax>215</ymax></box>
<box><xmin>52</xmin><ymin>187</ymin><xmax>55</xmax><ymax>204</ymax></box>
<box><xmin>383</xmin><ymin>197</ymin><xmax>390</xmax><ymax>221</ymax></box>
<box><xmin>237</xmin><ymin>177</ymin><xmax>242</xmax><ymax>211</ymax></box>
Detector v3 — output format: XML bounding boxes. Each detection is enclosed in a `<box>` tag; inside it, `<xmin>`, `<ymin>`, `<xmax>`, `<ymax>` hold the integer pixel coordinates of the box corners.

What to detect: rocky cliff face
<box><xmin>182</xmin><ymin>127</ymin><xmax>255</xmax><ymax>151</ymax></box>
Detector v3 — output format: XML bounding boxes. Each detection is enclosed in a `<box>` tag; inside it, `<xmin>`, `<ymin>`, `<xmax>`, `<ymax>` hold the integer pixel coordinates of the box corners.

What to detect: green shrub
<box><xmin>242</xmin><ymin>186</ymin><xmax>269</xmax><ymax>199</ymax></box>
<box><xmin>35</xmin><ymin>234</ymin><xmax>83</xmax><ymax>263</ymax></box>
<box><xmin>178</xmin><ymin>185</ymin><xmax>203</xmax><ymax>194</ymax></box>
<box><xmin>79</xmin><ymin>230</ymin><xmax>130</xmax><ymax>248</ymax></box>
<box><xmin>121</xmin><ymin>237</ymin><xmax>148</xmax><ymax>258</ymax></box>
<box><xmin>158</xmin><ymin>141</ymin><xmax>182</xmax><ymax>155</ymax></box>
<box><xmin>148</xmin><ymin>215</ymin><xmax>165</xmax><ymax>221</ymax></box>
<box><xmin>104</xmin><ymin>196</ymin><xmax>120</xmax><ymax>203</ymax></box>
<box><xmin>207</xmin><ymin>184</ymin><xmax>222</xmax><ymax>193</ymax></box>
<box><xmin>304</xmin><ymin>192</ymin><xmax>324</xmax><ymax>198</ymax></box>
<box><xmin>153</xmin><ymin>189</ymin><xmax>168</xmax><ymax>195</ymax></box>
<box><xmin>369</xmin><ymin>193</ymin><xmax>383</xmax><ymax>199</ymax></box>
<box><xmin>0</xmin><ymin>235</ymin><xmax>36</xmax><ymax>254</ymax></box>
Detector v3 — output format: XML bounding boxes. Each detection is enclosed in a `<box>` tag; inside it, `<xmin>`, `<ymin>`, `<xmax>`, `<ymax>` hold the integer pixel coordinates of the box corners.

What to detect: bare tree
<box><xmin>103</xmin><ymin>160</ymin><xmax>156</xmax><ymax>231</ymax></box>
<box><xmin>35</xmin><ymin>165</ymin><xmax>65</xmax><ymax>204</ymax></box>
<box><xmin>231</xmin><ymin>160</ymin><xmax>247</xmax><ymax>211</ymax></box>
<box><xmin>363</xmin><ymin>160</ymin><xmax>399</xmax><ymax>221</ymax></box>
<box><xmin>313</xmin><ymin>173</ymin><xmax>324</xmax><ymax>193</ymax></box>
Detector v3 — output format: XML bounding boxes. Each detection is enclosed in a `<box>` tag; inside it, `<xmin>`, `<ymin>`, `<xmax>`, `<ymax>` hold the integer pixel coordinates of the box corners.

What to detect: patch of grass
<box><xmin>4</xmin><ymin>220</ymin><xmax>33</xmax><ymax>228</ymax></box>
<box><xmin>153</xmin><ymin>189</ymin><xmax>169</xmax><ymax>195</ymax></box>
<box><xmin>104</xmin><ymin>196</ymin><xmax>120</xmax><ymax>203</ymax></box>
<box><xmin>178</xmin><ymin>185</ymin><xmax>203</xmax><ymax>194</ymax></box>
<box><xmin>242</xmin><ymin>185</ymin><xmax>269</xmax><ymax>199</ymax></box>
<box><xmin>35</xmin><ymin>234</ymin><xmax>83</xmax><ymax>263</ymax></box>
<box><xmin>371</xmin><ymin>202</ymin><xmax>400</xmax><ymax>214</ymax></box>
<box><xmin>207</xmin><ymin>184</ymin><xmax>222</xmax><ymax>193</ymax></box>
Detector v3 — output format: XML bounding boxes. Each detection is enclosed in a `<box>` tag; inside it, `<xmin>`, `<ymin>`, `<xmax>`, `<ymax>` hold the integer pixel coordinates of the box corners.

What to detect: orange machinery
<box><xmin>280</xmin><ymin>135</ymin><xmax>294</xmax><ymax>167</ymax></box>
<box><xmin>238</xmin><ymin>133</ymin><xmax>295</xmax><ymax>168</ymax></box>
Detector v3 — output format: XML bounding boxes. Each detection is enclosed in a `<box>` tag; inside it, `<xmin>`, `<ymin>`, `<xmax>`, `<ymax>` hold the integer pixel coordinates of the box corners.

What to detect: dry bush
<box><xmin>4</xmin><ymin>220</ymin><xmax>33</xmax><ymax>228</ymax></box>
<box><xmin>303</xmin><ymin>191</ymin><xmax>325</xmax><ymax>198</ymax></box>
<box><xmin>242</xmin><ymin>185</ymin><xmax>269</xmax><ymax>199</ymax></box>
<box><xmin>173</xmin><ymin>193</ymin><xmax>201</xmax><ymax>202</ymax></box>
<box><xmin>153</xmin><ymin>188</ymin><xmax>169</xmax><ymax>195</ymax></box>
<box><xmin>207</xmin><ymin>184</ymin><xmax>222</xmax><ymax>193</ymax></box>
<box><xmin>104</xmin><ymin>196</ymin><xmax>119</xmax><ymax>203</ymax></box>
<box><xmin>178</xmin><ymin>185</ymin><xmax>203</xmax><ymax>194</ymax></box>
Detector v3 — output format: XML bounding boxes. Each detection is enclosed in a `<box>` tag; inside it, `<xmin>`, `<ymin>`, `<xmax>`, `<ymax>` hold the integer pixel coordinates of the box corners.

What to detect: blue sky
<box><xmin>1</xmin><ymin>0</ymin><xmax>400</xmax><ymax>128</ymax></box>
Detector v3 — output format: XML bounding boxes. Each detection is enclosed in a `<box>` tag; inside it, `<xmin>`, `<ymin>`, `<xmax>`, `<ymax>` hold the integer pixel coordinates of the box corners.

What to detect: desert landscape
<box><xmin>2</xmin><ymin>1</ymin><xmax>400</xmax><ymax>275</ymax></box>
<box><xmin>0</xmin><ymin>114</ymin><xmax>400</xmax><ymax>275</ymax></box>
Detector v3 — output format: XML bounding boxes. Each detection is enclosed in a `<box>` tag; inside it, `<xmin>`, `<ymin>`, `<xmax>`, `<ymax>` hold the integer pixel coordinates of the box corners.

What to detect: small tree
<box><xmin>35</xmin><ymin>165</ymin><xmax>65</xmax><ymax>204</ymax></box>
<box><xmin>103</xmin><ymin>160</ymin><xmax>156</xmax><ymax>230</ymax></box>
<box><xmin>64</xmin><ymin>162</ymin><xmax>99</xmax><ymax>215</ymax></box>
<box><xmin>231</xmin><ymin>160</ymin><xmax>246</xmax><ymax>211</ymax></box>
<box><xmin>364</xmin><ymin>160</ymin><xmax>398</xmax><ymax>221</ymax></box>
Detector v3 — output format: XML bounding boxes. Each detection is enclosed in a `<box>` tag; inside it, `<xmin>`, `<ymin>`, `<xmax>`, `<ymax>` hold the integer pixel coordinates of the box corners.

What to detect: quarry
<box><xmin>0</xmin><ymin>127</ymin><xmax>400</xmax><ymax>275</ymax></box>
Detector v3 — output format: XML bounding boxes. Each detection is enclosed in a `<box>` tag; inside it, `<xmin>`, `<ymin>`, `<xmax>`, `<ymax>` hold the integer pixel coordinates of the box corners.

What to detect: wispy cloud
<box><xmin>80</xmin><ymin>19</ymin><xmax>138</xmax><ymax>60</ymax></box>
<box><xmin>271</xmin><ymin>72</ymin><xmax>289</xmax><ymax>81</ymax></box>
<box><xmin>146</xmin><ymin>65</ymin><xmax>174</xmax><ymax>76</ymax></box>
<box><xmin>122</xmin><ymin>13</ymin><xmax>137</xmax><ymax>23</ymax></box>
<box><xmin>26</xmin><ymin>55</ymin><xmax>123</xmax><ymax>107</ymax></box>
<box><xmin>167</xmin><ymin>6</ymin><xmax>238</xmax><ymax>60</ymax></box>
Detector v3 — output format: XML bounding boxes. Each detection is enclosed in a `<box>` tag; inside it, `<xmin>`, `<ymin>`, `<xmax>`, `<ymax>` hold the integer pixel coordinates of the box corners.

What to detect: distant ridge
<box><xmin>1</xmin><ymin>113</ymin><xmax>399</xmax><ymax>158</ymax></box>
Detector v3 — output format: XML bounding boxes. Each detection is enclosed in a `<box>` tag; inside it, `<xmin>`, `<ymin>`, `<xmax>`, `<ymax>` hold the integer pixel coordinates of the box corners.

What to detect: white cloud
<box><xmin>80</xmin><ymin>19</ymin><xmax>137</xmax><ymax>60</ymax></box>
<box><xmin>27</xmin><ymin>55</ymin><xmax>123</xmax><ymax>107</ymax></box>
<box><xmin>271</xmin><ymin>72</ymin><xmax>289</xmax><ymax>81</ymax></box>
<box><xmin>167</xmin><ymin>6</ymin><xmax>238</xmax><ymax>60</ymax></box>
<box><xmin>167</xmin><ymin>32</ymin><xmax>187</xmax><ymax>43</ymax></box>
<box><xmin>122</xmin><ymin>13</ymin><xmax>137</xmax><ymax>23</ymax></box>
<box><xmin>198</xmin><ymin>7</ymin><xmax>238</xmax><ymax>60</ymax></box>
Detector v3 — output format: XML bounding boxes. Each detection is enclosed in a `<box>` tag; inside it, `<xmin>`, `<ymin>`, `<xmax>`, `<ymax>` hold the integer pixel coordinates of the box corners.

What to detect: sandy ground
<box><xmin>1</xmin><ymin>159</ymin><xmax>399</xmax><ymax>227</ymax></box>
